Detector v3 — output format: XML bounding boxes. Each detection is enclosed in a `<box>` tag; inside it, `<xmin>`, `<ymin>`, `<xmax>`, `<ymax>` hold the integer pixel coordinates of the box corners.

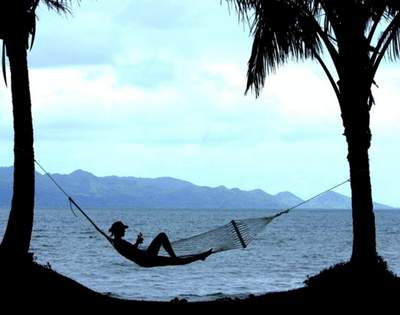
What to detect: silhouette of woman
<box><xmin>108</xmin><ymin>221</ymin><xmax>212</xmax><ymax>268</ymax></box>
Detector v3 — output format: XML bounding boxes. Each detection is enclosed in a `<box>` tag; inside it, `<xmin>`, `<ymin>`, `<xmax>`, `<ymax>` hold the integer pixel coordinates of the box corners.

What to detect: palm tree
<box><xmin>227</xmin><ymin>0</ymin><xmax>400</xmax><ymax>266</ymax></box>
<box><xmin>0</xmin><ymin>1</ymin><xmax>78</xmax><ymax>260</ymax></box>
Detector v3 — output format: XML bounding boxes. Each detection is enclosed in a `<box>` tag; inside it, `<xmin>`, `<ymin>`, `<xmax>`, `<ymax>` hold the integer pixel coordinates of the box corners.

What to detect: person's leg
<box><xmin>146</xmin><ymin>232</ymin><xmax>177</xmax><ymax>258</ymax></box>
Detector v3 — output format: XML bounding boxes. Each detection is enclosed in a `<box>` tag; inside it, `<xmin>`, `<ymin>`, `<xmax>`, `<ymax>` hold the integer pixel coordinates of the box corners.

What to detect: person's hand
<box><xmin>136</xmin><ymin>232</ymin><xmax>144</xmax><ymax>244</ymax></box>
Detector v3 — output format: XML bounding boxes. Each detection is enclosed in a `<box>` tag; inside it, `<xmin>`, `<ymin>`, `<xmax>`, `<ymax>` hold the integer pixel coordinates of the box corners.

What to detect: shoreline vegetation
<box><xmin>1</xmin><ymin>254</ymin><xmax>399</xmax><ymax>311</ymax></box>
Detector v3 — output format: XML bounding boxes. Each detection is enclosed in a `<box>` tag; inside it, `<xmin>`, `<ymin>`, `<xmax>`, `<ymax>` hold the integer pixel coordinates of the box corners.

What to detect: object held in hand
<box><xmin>137</xmin><ymin>232</ymin><xmax>144</xmax><ymax>244</ymax></box>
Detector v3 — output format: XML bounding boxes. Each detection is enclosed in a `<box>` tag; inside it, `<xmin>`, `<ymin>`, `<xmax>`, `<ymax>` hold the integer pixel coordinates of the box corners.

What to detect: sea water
<box><xmin>0</xmin><ymin>208</ymin><xmax>399</xmax><ymax>301</ymax></box>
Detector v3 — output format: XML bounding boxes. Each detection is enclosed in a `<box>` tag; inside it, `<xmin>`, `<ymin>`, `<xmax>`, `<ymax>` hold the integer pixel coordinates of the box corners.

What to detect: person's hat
<box><xmin>109</xmin><ymin>221</ymin><xmax>129</xmax><ymax>235</ymax></box>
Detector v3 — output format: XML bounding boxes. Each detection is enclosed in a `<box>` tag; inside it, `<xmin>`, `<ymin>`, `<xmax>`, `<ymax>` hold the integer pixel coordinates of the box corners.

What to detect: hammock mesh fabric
<box><xmin>167</xmin><ymin>214</ymin><xmax>281</xmax><ymax>256</ymax></box>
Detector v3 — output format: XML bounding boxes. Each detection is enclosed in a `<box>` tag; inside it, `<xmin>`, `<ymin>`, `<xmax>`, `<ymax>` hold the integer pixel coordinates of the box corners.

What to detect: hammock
<box><xmin>35</xmin><ymin>159</ymin><xmax>349</xmax><ymax>261</ymax></box>
<box><xmin>68</xmin><ymin>195</ymin><xmax>288</xmax><ymax>257</ymax></box>
<box><xmin>169</xmin><ymin>177</ymin><xmax>348</xmax><ymax>255</ymax></box>
<box><xmin>64</xmin><ymin>175</ymin><xmax>348</xmax><ymax>258</ymax></box>
<box><xmin>169</xmin><ymin>212</ymin><xmax>287</xmax><ymax>256</ymax></box>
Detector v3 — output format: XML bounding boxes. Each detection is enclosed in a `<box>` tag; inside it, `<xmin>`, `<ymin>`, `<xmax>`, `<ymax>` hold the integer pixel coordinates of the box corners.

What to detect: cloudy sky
<box><xmin>1</xmin><ymin>0</ymin><xmax>399</xmax><ymax>207</ymax></box>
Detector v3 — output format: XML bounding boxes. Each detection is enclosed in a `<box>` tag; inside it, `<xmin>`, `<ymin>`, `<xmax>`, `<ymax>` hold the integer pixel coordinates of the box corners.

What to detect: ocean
<box><xmin>0</xmin><ymin>208</ymin><xmax>399</xmax><ymax>301</ymax></box>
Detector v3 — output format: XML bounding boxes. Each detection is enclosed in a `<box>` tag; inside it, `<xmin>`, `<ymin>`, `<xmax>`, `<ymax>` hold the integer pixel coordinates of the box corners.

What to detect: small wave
<box><xmin>177</xmin><ymin>292</ymin><xmax>250</xmax><ymax>302</ymax></box>
<box><xmin>102</xmin><ymin>291</ymin><xmax>122</xmax><ymax>299</ymax></box>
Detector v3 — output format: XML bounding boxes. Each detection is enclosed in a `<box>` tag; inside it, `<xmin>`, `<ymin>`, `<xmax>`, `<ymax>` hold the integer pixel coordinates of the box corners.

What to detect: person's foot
<box><xmin>201</xmin><ymin>249</ymin><xmax>213</xmax><ymax>261</ymax></box>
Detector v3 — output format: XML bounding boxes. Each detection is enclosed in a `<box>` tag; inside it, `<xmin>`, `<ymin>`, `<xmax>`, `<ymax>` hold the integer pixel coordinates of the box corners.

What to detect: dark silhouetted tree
<box><xmin>0</xmin><ymin>1</ymin><xmax>78</xmax><ymax>259</ymax></box>
<box><xmin>227</xmin><ymin>0</ymin><xmax>400</xmax><ymax>266</ymax></box>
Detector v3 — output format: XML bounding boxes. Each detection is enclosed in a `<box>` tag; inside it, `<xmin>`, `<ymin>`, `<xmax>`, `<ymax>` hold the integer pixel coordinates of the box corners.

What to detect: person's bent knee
<box><xmin>159</xmin><ymin>232</ymin><xmax>167</xmax><ymax>238</ymax></box>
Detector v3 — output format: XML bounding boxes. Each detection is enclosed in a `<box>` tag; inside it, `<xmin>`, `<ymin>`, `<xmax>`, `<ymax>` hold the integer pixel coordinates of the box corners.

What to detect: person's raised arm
<box><xmin>133</xmin><ymin>232</ymin><xmax>144</xmax><ymax>248</ymax></box>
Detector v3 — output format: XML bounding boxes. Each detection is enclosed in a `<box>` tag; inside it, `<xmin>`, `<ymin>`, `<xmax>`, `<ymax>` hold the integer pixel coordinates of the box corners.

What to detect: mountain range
<box><xmin>0</xmin><ymin>166</ymin><xmax>392</xmax><ymax>210</ymax></box>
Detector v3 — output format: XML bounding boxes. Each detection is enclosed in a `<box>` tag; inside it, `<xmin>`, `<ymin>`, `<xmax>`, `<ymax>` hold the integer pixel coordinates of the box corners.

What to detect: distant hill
<box><xmin>301</xmin><ymin>190</ymin><xmax>390</xmax><ymax>210</ymax></box>
<box><xmin>0</xmin><ymin>166</ymin><xmax>392</xmax><ymax>210</ymax></box>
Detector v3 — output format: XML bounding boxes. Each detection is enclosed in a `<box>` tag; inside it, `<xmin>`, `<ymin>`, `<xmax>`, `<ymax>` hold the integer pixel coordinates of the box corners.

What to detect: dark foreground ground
<box><xmin>1</xmin><ymin>256</ymin><xmax>399</xmax><ymax>313</ymax></box>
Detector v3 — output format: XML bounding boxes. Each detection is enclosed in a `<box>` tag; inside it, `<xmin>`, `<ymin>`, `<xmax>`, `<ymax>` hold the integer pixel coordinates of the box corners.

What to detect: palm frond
<box><xmin>226</xmin><ymin>0</ymin><xmax>256</xmax><ymax>21</ymax></box>
<box><xmin>228</xmin><ymin>0</ymin><xmax>400</xmax><ymax>97</ymax></box>
<box><xmin>371</xmin><ymin>10</ymin><xmax>400</xmax><ymax>79</ymax></box>
<box><xmin>2</xmin><ymin>42</ymin><xmax>7</xmax><ymax>86</ymax></box>
<box><xmin>229</xmin><ymin>0</ymin><xmax>323</xmax><ymax>96</ymax></box>
<box><xmin>29</xmin><ymin>15</ymin><xmax>36</xmax><ymax>51</ymax></box>
<box><xmin>28</xmin><ymin>0</ymin><xmax>79</xmax><ymax>49</ymax></box>
<box><xmin>382</xmin><ymin>2</ymin><xmax>400</xmax><ymax>62</ymax></box>
<box><xmin>41</xmin><ymin>0</ymin><xmax>76</xmax><ymax>14</ymax></box>
<box><xmin>0</xmin><ymin>0</ymin><xmax>80</xmax><ymax>86</ymax></box>
<box><xmin>387</xmin><ymin>21</ymin><xmax>400</xmax><ymax>61</ymax></box>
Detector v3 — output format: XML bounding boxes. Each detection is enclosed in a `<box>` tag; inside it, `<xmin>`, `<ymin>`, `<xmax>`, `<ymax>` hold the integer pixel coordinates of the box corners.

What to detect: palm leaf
<box><xmin>0</xmin><ymin>0</ymin><xmax>80</xmax><ymax>86</ymax></box>
<box><xmin>2</xmin><ymin>41</ymin><xmax>7</xmax><ymax>86</ymax></box>
<box><xmin>42</xmin><ymin>0</ymin><xmax>75</xmax><ymax>14</ymax></box>
<box><xmin>228</xmin><ymin>0</ymin><xmax>400</xmax><ymax>97</ymax></box>
<box><xmin>229</xmin><ymin>0</ymin><xmax>323</xmax><ymax>96</ymax></box>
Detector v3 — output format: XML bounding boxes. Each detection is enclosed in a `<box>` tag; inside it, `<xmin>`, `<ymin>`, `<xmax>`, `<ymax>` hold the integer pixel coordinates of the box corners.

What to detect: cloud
<box><xmin>32</xmin><ymin>0</ymin><xmax>234</xmax><ymax>64</ymax></box>
<box><xmin>116</xmin><ymin>0</ymin><xmax>192</xmax><ymax>30</ymax></box>
<box><xmin>1</xmin><ymin>1</ymin><xmax>399</xmax><ymax>207</ymax></box>
<box><xmin>30</xmin><ymin>0</ymin><xmax>252</xmax><ymax>69</ymax></box>
<box><xmin>26</xmin><ymin>55</ymin><xmax>390</xmax><ymax>147</ymax></box>
<box><xmin>371</xmin><ymin>66</ymin><xmax>400</xmax><ymax>136</ymax></box>
<box><xmin>31</xmin><ymin>1</ymin><xmax>125</xmax><ymax>67</ymax></box>
<box><xmin>114</xmin><ymin>59</ymin><xmax>176</xmax><ymax>88</ymax></box>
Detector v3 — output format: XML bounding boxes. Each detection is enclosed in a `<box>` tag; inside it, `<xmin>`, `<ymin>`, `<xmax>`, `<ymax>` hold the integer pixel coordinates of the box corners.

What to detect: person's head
<box><xmin>109</xmin><ymin>221</ymin><xmax>128</xmax><ymax>239</ymax></box>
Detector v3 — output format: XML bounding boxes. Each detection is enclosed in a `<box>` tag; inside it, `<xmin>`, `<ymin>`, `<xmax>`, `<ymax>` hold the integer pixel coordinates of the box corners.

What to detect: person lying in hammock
<box><xmin>108</xmin><ymin>221</ymin><xmax>213</xmax><ymax>268</ymax></box>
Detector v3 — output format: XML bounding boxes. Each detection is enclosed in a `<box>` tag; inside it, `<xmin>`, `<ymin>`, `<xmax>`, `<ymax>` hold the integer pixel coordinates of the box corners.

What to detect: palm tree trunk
<box><xmin>346</xmin><ymin>136</ymin><xmax>377</xmax><ymax>265</ymax></box>
<box><xmin>336</xmin><ymin>24</ymin><xmax>378</xmax><ymax>265</ymax></box>
<box><xmin>341</xmin><ymin>85</ymin><xmax>377</xmax><ymax>266</ymax></box>
<box><xmin>0</xmin><ymin>37</ymin><xmax>35</xmax><ymax>259</ymax></box>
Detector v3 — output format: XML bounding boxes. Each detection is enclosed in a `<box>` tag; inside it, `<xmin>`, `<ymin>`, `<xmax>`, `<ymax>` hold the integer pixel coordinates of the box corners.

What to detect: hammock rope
<box><xmin>35</xmin><ymin>159</ymin><xmax>112</xmax><ymax>243</ymax></box>
<box><xmin>35</xmin><ymin>159</ymin><xmax>350</xmax><ymax>256</ymax></box>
